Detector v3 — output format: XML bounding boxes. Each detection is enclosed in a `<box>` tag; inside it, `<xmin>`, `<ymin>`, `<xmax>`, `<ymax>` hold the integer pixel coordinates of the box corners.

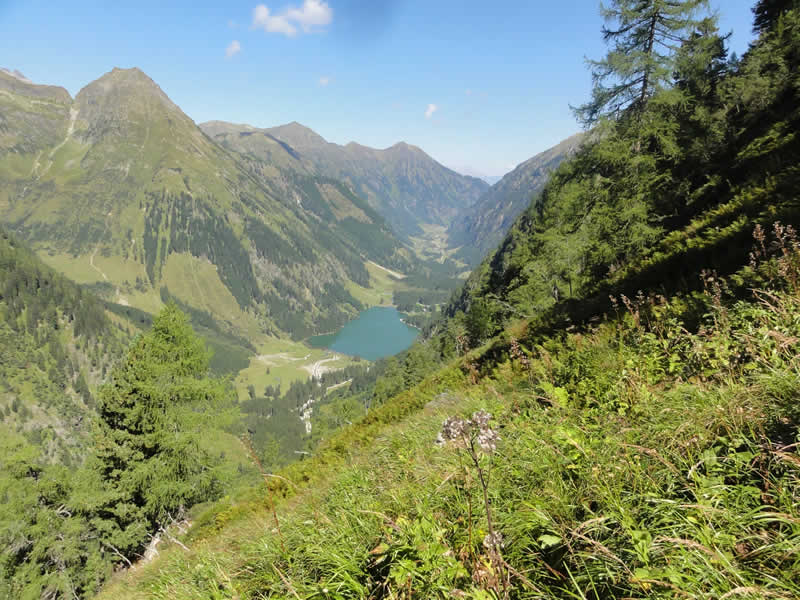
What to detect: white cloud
<box><xmin>252</xmin><ymin>0</ymin><xmax>332</xmax><ymax>37</ymax></box>
<box><xmin>225</xmin><ymin>40</ymin><xmax>242</xmax><ymax>58</ymax></box>
<box><xmin>425</xmin><ymin>103</ymin><xmax>438</xmax><ymax>119</ymax></box>
<box><xmin>319</xmin><ymin>75</ymin><xmax>332</xmax><ymax>86</ymax></box>
<box><xmin>288</xmin><ymin>0</ymin><xmax>333</xmax><ymax>32</ymax></box>
<box><xmin>253</xmin><ymin>5</ymin><xmax>297</xmax><ymax>35</ymax></box>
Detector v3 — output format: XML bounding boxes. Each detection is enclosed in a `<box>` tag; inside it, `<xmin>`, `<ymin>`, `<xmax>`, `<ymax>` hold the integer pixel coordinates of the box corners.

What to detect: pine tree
<box><xmin>86</xmin><ymin>304</ymin><xmax>231</xmax><ymax>557</ymax></box>
<box><xmin>575</xmin><ymin>0</ymin><xmax>712</xmax><ymax>125</ymax></box>
<box><xmin>753</xmin><ymin>0</ymin><xmax>799</xmax><ymax>33</ymax></box>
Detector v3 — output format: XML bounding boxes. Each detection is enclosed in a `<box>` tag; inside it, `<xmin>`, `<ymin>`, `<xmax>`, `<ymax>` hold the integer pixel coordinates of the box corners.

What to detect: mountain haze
<box><xmin>448</xmin><ymin>132</ymin><xmax>585</xmax><ymax>264</ymax></box>
<box><xmin>201</xmin><ymin>120</ymin><xmax>489</xmax><ymax>238</ymax></box>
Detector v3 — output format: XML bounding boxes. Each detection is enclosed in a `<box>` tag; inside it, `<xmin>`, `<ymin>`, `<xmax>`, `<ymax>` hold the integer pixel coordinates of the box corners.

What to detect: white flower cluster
<box><xmin>436</xmin><ymin>410</ymin><xmax>500</xmax><ymax>454</ymax></box>
<box><xmin>436</xmin><ymin>416</ymin><xmax>468</xmax><ymax>445</ymax></box>
<box><xmin>483</xmin><ymin>531</ymin><xmax>504</xmax><ymax>551</ymax></box>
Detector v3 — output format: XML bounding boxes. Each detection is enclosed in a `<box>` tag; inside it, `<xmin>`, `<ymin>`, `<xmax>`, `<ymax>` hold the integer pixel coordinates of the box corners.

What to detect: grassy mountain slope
<box><xmin>0</xmin><ymin>68</ymin><xmax>413</xmax><ymax>340</ymax></box>
<box><xmin>447</xmin><ymin>132</ymin><xmax>586</xmax><ymax>265</ymax></box>
<box><xmin>94</xmin><ymin>4</ymin><xmax>800</xmax><ymax>599</ymax></box>
<box><xmin>201</xmin><ymin>120</ymin><xmax>489</xmax><ymax>239</ymax></box>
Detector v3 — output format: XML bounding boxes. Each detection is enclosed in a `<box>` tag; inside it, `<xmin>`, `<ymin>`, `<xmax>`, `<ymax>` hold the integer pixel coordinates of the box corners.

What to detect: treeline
<box><xmin>141</xmin><ymin>188</ymin><xmax>381</xmax><ymax>339</ymax></box>
<box><xmin>1</xmin><ymin>228</ymin><xmax>109</xmax><ymax>339</ymax></box>
<box><xmin>143</xmin><ymin>191</ymin><xmax>260</xmax><ymax>307</ymax></box>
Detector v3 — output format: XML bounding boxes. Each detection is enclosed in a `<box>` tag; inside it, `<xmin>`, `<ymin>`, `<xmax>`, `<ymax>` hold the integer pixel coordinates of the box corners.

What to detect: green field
<box><xmin>344</xmin><ymin>260</ymin><xmax>407</xmax><ymax>307</ymax></box>
<box><xmin>233</xmin><ymin>337</ymin><xmax>357</xmax><ymax>402</ymax></box>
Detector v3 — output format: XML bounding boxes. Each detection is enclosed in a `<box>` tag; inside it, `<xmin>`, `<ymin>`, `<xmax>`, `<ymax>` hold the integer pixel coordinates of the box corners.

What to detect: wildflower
<box><xmin>483</xmin><ymin>531</ymin><xmax>504</xmax><ymax>551</ymax></box>
<box><xmin>471</xmin><ymin>410</ymin><xmax>500</xmax><ymax>454</ymax></box>
<box><xmin>477</xmin><ymin>427</ymin><xmax>499</xmax><ymax>454</ymax></box>
<box><xmin>471</xmin><ymin>410</ymin><xmax>490</xmax><ymax>429</ymax></box>
<box><xmin>439</xmin><ymin>416</ymin><xmax>468</xmax><ymax>442</ymax></box>
<box><xmin>437</xmin><ymin>411</ymin><xmax>500</xmax><ymax>453</ymax></box>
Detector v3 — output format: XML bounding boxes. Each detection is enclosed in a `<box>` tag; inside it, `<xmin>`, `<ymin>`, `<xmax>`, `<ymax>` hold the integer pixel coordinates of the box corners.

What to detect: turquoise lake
<box><xmin>308</xmin><ymin>307</ymin><xmax>418</xmax><ymax>360</ymax></box>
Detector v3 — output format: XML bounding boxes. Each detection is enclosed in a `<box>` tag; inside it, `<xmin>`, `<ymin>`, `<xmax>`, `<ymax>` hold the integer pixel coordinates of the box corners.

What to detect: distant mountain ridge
<box><xmin>0</xmin><ymin>67</ymin><xmax>414</xmax><ymax>339</ymax></box>
<box><xmin>448</xmin><ymin>132</ymin><xmax>586</xmax><ymax>264</ymax></box>
<box><xmin>201</xmin><ymin>120</ymin><xmax>489</xmax><ymax>238</ymax></box>
<box><xmin>0</xmin><ymin>67</ymin><xmax>33</xmax><ymax>84</ymax></box>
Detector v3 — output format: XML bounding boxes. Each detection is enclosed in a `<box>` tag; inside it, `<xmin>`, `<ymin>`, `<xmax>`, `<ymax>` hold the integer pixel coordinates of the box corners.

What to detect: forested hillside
<box><xmin>447</xmin><ymin>0</ymin><xmax>800</xmax><ymax>342</ymax></box>
<box><xmin>95</xmin><ymin>2</ymin><xmax>800</xmax><ymax>599</ymax></box>
<box><xmin>447</xmin><ymin>132</ymin><xmax>586</xmax><ymax>265</ymax></box>
<box><xmin>0</xmin><ymin>303</ymin><xmax>251</xmax><ymax>599</ymax></box>
<box><xmin>0</xmin><ymin>227</ymin><xmax>124</xmax><ymax>463</ymax></box>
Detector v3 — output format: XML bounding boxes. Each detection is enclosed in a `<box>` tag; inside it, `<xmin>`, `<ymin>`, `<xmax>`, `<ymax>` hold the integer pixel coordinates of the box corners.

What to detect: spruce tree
<box><xmin>575</xmin><ymin>0</ymin><xmax>712</xmax><ymax>125</ymax></box>
<box><xmin>87</xmin><ymin>304</ymin><xmax>230</xmax><ymax>556</ymax></box>
<box><xmin>753</xmin><ymin>0</ymin><xmax>799</xmax><ymax>33</ymax></box>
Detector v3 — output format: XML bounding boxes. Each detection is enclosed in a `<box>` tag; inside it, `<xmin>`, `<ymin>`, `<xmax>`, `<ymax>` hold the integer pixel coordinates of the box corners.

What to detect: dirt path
<box><xmin>304</xmin><ymin>355</ymin><xmax>340</xmax><ymax>379</ymax></box>
<box><xmin>325</xmin><ymin>378</ymin><xmax>352</xmax><ymax>393</ymax></box>
<box><xmin>41</xmin><ymin>108</ymin><xmax>78</xmax><ymax>175</ymax></box>
<box><xmin>89</xmin><ymin>246</ymin><xmax>109</xmax><ymax>282</ymax></box>
<box><xmin>367</xmin><ymin>261</ymin><xmax>406</xmax><ymax>279</ymax></box>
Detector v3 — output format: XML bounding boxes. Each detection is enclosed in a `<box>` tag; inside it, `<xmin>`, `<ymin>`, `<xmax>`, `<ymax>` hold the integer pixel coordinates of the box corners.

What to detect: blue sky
<box><xmin>0</xmin><ymin>0</ymin><xmax>757</xmax><ymax>176</ymax></box>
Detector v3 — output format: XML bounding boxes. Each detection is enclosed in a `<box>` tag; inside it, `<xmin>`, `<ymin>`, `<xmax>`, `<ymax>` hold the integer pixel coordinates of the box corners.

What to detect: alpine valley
<box><xmin>2</xmin><ymin>1</ymin><xmax>800</xmax><ymax>599</ymax></box>
<box><xmin>0</xmin><ymin>66</ymin><xmax>421</xmax><ymax>339</ymax></box>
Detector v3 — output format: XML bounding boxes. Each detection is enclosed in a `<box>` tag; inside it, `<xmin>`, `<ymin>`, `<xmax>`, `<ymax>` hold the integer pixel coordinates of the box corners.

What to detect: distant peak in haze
<box><xmin>0</xmin><ymin>68</ymin><xmax>72</xmax><ymax>103</ymax></box>
<box><xmin>267</xmin><ymin>121</ymin><xmax>328</xmax><ymax>147</ymax></box>
<box><xmin>0</xmin><ymin>68</ymin><xmax>32</xmax><ymax>83</ymax></box>
<box><xmin>448</xmin><ymin>164</ymin><xmax>507</xmax><ymax>185</ymax></box>
<box><xmin>386</xmin><ymin>141</ymin><xmax>424</xmax><ymax>154</ymax></box>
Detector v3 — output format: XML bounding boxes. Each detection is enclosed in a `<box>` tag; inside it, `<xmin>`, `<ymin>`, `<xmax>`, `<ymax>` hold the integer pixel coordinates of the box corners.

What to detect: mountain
<box><xmin>0</xmin><ymin>67</ymin><xmax>413</xmax><ymax>339</ymax></box>
<box><xmin>0</xmin><ymin>68</ymin><xmax>33</xmax><ymax>84</ymax></box>
<box><xmin>201</xmin><ymin>120</ymin><xmax>489</xmax><ymax>238</ymax></box>
<box><xmin>447</xmin><ymin>132</ymin><xmax>585</xmax><ymax>265</ymax></box>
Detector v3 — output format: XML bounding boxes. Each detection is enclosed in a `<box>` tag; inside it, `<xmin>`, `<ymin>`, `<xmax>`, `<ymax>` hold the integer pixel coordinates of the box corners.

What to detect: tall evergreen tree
<box><xmin>575</xmin><ymin>0</ymin><xmax>712</xmax><ymax>125</ymax></box>
<box><xmin>753</xmin><ymin>0</ymin><xmax>799</xmax><ymax>33</ymax></box>
<box><xmin>86</xmin><ymin>304</ymin><xmax>231</xmax><ymax>556</ymax></box>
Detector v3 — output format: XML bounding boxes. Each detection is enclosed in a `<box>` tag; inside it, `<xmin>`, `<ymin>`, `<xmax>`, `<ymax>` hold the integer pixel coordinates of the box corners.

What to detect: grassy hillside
<box><xmin>97</xmin><ymin>223</ymin><xmax>800</xmax><ymax>600</ymax></box>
